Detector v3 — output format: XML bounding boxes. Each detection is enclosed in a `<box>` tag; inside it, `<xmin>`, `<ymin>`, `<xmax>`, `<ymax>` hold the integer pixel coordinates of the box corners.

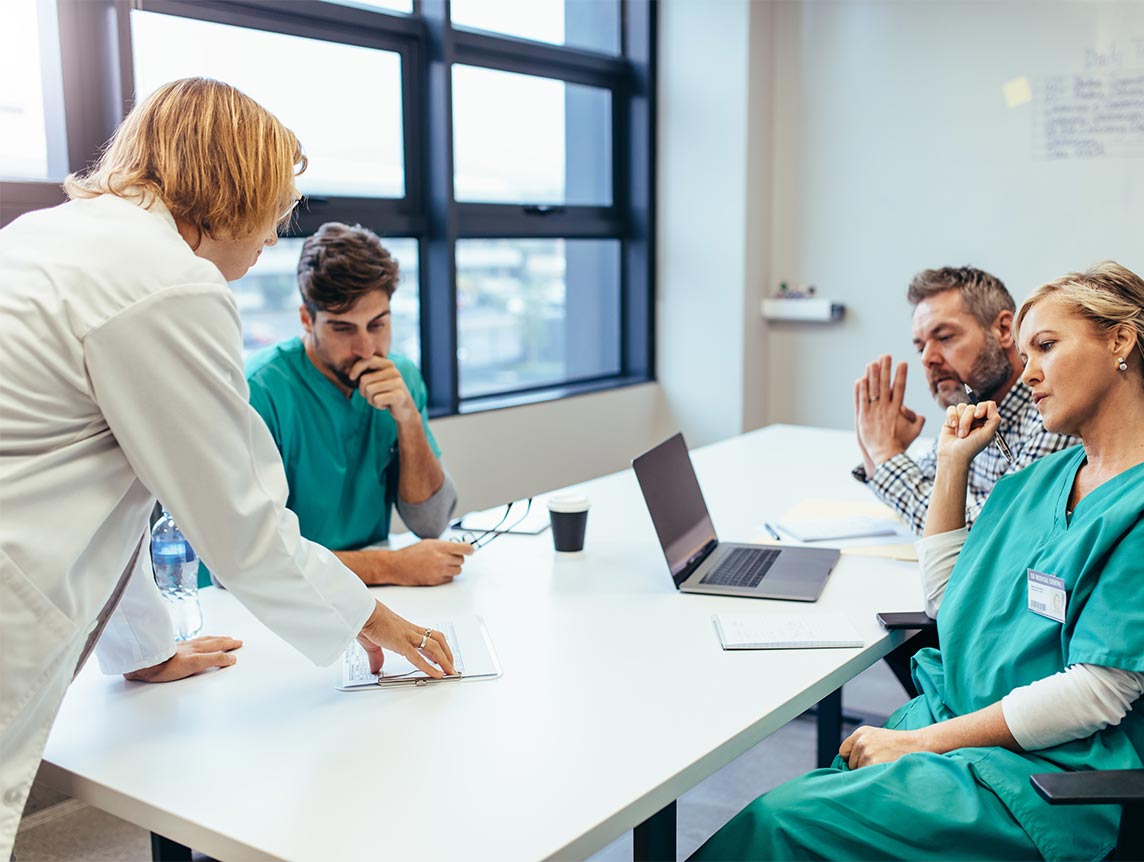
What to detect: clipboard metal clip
<box><xmin>377</xmin><ymin>673</ymin><xmax>463</xmax><ymax>688</ymax></box>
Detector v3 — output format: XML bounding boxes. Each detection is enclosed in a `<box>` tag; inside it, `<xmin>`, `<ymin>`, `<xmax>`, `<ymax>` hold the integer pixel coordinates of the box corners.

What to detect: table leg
<box><xmin>1118</xmin><ymin>801</ymin><xmax>1143</xmax><ymax>861</ymax></box>
<box><xmin>815</xmin><ymin>688</ymin><xmax>843</xmax><ymax>769</ymax></box>
<box><xmin>633</xmin><ymin>799</ymin><xmax>676</xmax><ymax>862</ymax></box>
<box><xmin>150</xmin><ymin>832</ymin><xmax>192</xmax><ymax>862</ymax></box>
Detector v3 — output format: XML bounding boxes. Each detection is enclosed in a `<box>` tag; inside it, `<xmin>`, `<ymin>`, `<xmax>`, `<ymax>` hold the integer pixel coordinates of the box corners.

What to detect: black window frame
<box><xmin>0</xmin><ymin>0</ymin><xmax>656</xmax><ymax>418</ymax></box>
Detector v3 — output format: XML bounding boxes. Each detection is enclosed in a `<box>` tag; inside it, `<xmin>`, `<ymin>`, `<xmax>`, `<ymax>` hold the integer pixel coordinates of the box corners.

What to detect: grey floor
<box><xmin>14</xmin><ymin>663</ymin><xmax>908</xmax><ymax>862</ymax></box>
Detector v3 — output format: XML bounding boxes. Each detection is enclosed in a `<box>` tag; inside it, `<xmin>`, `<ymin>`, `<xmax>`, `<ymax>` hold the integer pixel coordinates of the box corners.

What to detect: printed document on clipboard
<box><xmin>338</xmin><ymin>615</ymin><xmax>502</xmax><ymax>690</ymax></box>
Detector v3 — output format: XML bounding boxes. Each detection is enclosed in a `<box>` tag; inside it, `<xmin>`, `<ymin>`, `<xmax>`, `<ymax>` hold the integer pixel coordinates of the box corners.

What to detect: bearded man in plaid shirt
<box><xmin>852</xmin><ymin>266</ymin><xmax>1079</xmax><ymax>536</ymax></box>
<box><xmin>852</xmin><ymin>267</ymin><xmax>1079</xmax><ymax>694</ymax></box>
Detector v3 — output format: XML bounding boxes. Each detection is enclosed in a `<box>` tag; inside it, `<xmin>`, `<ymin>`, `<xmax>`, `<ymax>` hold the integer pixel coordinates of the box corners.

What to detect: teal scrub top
<box><xmin>911</xmin><ymin>444</ymin><xmax>1144</xmax><ymax>861</ymax></box>
<box><xmin>245</xmin><ymin>337</ymin><xmax>441</xmax><ymax>551</ymax></box>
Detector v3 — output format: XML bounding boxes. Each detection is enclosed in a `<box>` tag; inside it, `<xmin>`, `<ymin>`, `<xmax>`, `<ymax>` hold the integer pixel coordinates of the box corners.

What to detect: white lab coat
<box><xmin>0</xmin><ymin>194</ymin><xmax>375</xmax><ymax>855</ymax></box>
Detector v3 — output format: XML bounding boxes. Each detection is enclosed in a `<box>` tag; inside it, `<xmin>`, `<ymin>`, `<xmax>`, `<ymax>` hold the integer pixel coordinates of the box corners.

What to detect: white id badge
<box><xmin>1027</xmin><ymin>569</ymin><xmax>1067</xmax><ymax>623</ymax></box>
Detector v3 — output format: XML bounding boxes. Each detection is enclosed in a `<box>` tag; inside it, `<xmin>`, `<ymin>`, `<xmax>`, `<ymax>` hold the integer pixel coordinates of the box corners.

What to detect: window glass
<box><xmin>456</xmin><ymin>238</ymin><xmax>620</xmax><ymax>398</ymax></box>
<box><xmin>451</xmin><ymin>0</ymin><xmax>620</xmax><ymax>56</ymax></box>
<box><xmin>0</xmin><ymin>0</ymin><xmax>65</xmax><ymax>180</ymax></box>
<box><xmin>452</xmin><ymin>65</ymin><xmax>611</xmax><ymax>205</ymax></box>
<box><xmin>233</xmin><ymin>237</ymin><xmax>420</xmax><ymax>368</ymax></box>
<box><xmin>131</xmin><ymin>11</ymin><xmax>405</xmax><ymax>198</ymax></box>
<box><xmin>325</xmin><ymin>0</ymin><xmax>413</xmax><ymax>13</ymax></box>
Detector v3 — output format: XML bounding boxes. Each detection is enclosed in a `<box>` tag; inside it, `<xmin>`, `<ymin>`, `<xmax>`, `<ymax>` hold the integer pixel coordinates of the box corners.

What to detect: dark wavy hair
<box><xmin>297</xmin><ymin>222</ymin><xmax>399</xmax><ymax>315</ymax></box>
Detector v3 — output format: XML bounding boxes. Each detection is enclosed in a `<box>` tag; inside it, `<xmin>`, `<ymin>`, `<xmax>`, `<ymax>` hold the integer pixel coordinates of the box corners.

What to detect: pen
<box><xmin>963</xmin><ymin>384</ymin><xmax>1014</xmax><ymax>463</ymax></box>
<box><xmin>763</xmin><ymin>522</ymin><xmax>782</xmax><ymax>541</ymax></box>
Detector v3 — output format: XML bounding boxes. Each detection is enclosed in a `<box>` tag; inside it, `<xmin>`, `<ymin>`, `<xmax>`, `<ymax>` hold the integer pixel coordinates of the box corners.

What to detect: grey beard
<box><xmin>934</xmin><ymin>336</ymin><xmax>1013</xmax><ymax>407</ymax></box>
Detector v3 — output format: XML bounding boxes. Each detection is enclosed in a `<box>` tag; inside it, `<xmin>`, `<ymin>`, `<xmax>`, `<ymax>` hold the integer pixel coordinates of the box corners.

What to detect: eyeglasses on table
<box><xmin>451</xmin><ymin>497</ymin><xmax>534</xmax><ymax>550</ymax></box>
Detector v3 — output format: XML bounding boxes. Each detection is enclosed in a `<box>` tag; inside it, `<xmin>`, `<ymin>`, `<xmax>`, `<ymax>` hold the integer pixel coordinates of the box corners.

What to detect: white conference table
<box><xmin>39</xmin><ymin>425</ymin><xmax>924</xmax><ymax>861</ymax></box>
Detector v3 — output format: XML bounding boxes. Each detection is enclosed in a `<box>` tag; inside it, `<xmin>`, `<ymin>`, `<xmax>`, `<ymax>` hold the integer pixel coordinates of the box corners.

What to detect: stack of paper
<box><xmin>714</xmin><ymin>613</ymin><xmax>864</xmax><ymax>650</ymax></box>
<box><xmin>776</xmin><ymin>516</ymin><xmax>899</xmax><ymax>542</ymax></box>
<box><xmin>766</xmin><ymin>499</ymin><xmax>918</xmax><ymax>562</ymax></box>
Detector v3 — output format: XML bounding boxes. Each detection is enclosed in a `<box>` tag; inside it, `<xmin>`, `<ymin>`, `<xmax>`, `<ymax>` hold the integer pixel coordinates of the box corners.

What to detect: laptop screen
<box><xmin>632</xmin><ymin>433</ymin><xmax>718</xmax><ymax>585</ymax></box>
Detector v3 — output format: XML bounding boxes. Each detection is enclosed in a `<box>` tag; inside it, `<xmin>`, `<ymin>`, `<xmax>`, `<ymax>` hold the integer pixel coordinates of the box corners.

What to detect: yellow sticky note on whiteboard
<box><xmin>1004</xmin><ymin>76</ymin><xmax>1033</xmax><ymax>108</ymax></box>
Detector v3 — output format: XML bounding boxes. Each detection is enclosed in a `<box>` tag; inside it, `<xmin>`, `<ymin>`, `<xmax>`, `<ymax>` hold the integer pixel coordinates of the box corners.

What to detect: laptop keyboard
<box><xmin>700</xmin><ymin>547</ymin><xmax>781</xmax><ymax>588</ymax></box>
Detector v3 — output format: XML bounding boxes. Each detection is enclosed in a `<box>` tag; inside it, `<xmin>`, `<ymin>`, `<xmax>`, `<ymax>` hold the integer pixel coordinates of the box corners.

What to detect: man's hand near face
<box><xmin>351</xmin><ymin>356</ymin><xmax>418</xmax><ymax>425</ymax></box>
<box><xmin>854</xmin><ymin>354</ymin><xmax>926</xmax><ymax>469</ymax></box>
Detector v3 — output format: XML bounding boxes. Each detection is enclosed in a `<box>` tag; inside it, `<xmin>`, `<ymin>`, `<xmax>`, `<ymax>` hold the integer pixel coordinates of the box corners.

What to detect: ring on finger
<box><xmin>418</xmin><ymin>628</ymin><xmax>432</xmax><ymax>650</ymax></box>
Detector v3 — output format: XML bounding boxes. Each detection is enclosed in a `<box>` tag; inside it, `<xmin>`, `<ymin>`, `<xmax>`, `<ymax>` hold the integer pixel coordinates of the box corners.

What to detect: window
<box><xmin>456</xmin><ymin>239</ymin><xmax>620</xmax><ymax>398</ymax></box>
<box><xmin>131</xmin><ymin>11</ymin><xmax>405</xmax><ymax>198</ymax></box>
<box><xmin>452</xmin><ymin>66</ymin><xmax>611</xmax><ymax>206</ymax></box>
<box><xmin>1</xmin><ymin>0</ymin><xmax>654</xmax><ymax>416</ymax></box>
<box><xmin>0</xmin><ymin>0</ymin><xmax>66</xmax><ymax>181</ymax></box>
<box><xmin>451</xmin><ymin>0</ymin><xmax>621</xmax><ymax>55</ymax></box>
<box><xmin>326</xmin><ymin>0</ymin><xmax>413</xmax><ymax>13</ymax></box>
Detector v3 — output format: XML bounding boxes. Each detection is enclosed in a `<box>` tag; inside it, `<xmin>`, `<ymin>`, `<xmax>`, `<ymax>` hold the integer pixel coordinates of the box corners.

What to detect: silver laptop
<box><xmin>632</xmin><ymin>433</ymin><xmax>839</xmax><ymax>601</ymax></box>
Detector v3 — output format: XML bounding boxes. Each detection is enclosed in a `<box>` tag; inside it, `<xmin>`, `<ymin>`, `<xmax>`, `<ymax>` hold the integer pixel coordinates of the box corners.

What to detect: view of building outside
<box><xmin>457</xmin><ymin>238</ymin><xmax>621</xmax><ymax>398</ymax></box>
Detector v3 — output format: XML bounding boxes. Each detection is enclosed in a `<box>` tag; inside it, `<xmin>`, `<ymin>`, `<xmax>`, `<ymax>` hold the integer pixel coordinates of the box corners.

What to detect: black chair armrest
<box><xmin>1030</xmin><ymin>770</ymin><xmax>1144</xmax><ymax>805</ymax></box>
<box><xmin>876</xmin><ymin>611</ymin><xmax>937</xmax><ymax>631</ymax></box>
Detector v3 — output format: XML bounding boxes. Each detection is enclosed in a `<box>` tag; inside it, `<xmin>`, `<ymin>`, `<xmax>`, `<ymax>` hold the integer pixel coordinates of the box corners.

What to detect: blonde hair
<box><xmin>1017</xmin><ymin>261</ymin><xmax>1144</xmax><ymax>369</ymax></box>
<box><xmin>65</xmin><ymin>77</ymin><xmax>306</xmax><ymax>240</ymax></box>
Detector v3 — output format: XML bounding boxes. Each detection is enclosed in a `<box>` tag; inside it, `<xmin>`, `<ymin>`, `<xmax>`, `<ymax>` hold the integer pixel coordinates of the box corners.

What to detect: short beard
<box><xmin>311</xmin><ymin>330</ymin><xmax>358</xmax><ymax>391</ymax></box>
<box><xmin>967</xmin><ymin>335</ymin><xmax>1015</xmax><ymax>401</ymax></box>
<box><xmin>934</xmin><ymin>335</ymin><xmax>1013</xmax><ymax>407</ymax></box>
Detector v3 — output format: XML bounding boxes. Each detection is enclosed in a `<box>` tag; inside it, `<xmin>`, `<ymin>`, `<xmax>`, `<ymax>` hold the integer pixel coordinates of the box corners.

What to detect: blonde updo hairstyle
<box><xmin>65</xmin><ymin>77</ymin><xmax>306</xmax><ymax>245</ymax></box>
<box><xmin>1017</xmin><ymin>261</ymin><xmax>1144</xmax><ymax>381</ymax></box>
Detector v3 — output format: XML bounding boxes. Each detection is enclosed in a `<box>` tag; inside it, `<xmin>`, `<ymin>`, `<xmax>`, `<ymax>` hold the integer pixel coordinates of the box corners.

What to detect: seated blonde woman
<box><xmin>691</xmin><ymin>261</ymin><xmax>1144</xmax><ymax>862</ymax></box>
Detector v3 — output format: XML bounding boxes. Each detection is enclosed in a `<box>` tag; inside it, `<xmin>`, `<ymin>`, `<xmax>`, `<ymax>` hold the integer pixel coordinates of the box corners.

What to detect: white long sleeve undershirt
<box><xmin>914</xmin><ymin>529</ymin><xmax>1144</xmax><ymax>751</ymax></box>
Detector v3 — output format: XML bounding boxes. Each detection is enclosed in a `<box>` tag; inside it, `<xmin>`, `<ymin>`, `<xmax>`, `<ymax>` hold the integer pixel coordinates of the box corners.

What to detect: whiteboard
<box><xmin>766</xmin><ymin>0</ymin><xmax>1144</xmax><ymax>430</ymax></box>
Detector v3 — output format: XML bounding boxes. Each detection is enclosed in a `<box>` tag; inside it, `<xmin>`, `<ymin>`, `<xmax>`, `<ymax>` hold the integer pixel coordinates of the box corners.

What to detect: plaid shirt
<box><xmin>865</xmin><ymin>383</ymin><xmax>1080</xmax><ymax>534</ymax></box>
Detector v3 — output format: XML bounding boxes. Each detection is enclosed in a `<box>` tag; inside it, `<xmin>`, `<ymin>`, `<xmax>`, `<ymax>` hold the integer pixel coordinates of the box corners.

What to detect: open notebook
<box><xmin>714</xmin><ymin>613</ymin><xmax>864</xmax><ymax>650</ymax></box>
<box><xmin>338</xmin><ymin>615</ymin><xmax>502</xmax><ymax>689</ymax></box>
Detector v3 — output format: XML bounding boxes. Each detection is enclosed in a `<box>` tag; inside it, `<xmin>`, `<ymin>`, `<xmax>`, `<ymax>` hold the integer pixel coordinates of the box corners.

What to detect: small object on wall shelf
<box><xmin>762</xmin><ymin>296</ymin><xmax>845</xmax><ymax>323</ymax></box>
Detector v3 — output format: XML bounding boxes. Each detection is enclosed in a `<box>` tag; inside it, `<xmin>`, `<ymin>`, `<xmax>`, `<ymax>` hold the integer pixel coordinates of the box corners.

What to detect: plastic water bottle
<box><xmin>150</xmin><ymin>510</ymin><xmax>203</xmax><ymax>641</ymax></box>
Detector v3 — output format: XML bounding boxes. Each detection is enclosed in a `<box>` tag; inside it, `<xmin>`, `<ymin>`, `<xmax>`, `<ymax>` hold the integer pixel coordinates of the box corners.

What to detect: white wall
<box><xmin>765</xmin><ymin>0</ymin><xmax>1144</xmax><ymax>431</ymax></box>
<box><xmin>656</xmin><ymin>0</ymin><xmax>770</xmax><ymax>445</ymax></box>
<box><xmin>430</xmin><ymin>383</ymin><xmax>670</xmax><ymax>513</ymax></box>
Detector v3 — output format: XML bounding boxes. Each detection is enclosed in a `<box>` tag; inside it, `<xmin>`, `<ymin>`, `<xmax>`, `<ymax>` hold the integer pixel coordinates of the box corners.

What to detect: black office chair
<box><xmin>1031</xmin><ymin>770</ymin><xmax>1144</xmax><ymax>861</ymax></box>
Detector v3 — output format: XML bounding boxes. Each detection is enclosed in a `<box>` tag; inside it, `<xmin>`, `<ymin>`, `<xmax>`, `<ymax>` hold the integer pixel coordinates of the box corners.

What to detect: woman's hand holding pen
<box><xmin>357</xmin><ymin>600</ymin><xmax>456</xmax><ymax>678</ymax></box>
<box><xmin>936</xmin><ymin>400</ymin><xmax>1001</xmax><ymax>466</ymax></box>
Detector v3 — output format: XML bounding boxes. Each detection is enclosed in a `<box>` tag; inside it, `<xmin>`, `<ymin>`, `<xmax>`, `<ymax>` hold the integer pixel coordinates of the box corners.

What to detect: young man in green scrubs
<box><xmin>245</xmin><ymin>222</ymin><xmax>472</xmax><ymax>586</ymax></box>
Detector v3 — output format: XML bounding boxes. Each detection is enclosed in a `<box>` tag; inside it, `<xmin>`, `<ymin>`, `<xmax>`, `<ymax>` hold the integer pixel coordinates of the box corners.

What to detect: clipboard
<box><xmin>338</xmin><ymin>615</ymin><xmax>502</xmax><ymax>691</ymax></box>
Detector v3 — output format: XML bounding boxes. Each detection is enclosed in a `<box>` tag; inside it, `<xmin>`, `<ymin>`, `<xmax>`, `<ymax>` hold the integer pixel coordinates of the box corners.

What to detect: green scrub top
<box><xmin>245</xmin><ymin>337</ymin><xmax>440</xmax><ymax>551</ymax></box>
<box><xmin>912</xmin><ymin>444</ymin><xmax>1144</xmax><ymax>860</ymax></box>
<box><xmin>693</xmin><ymin>445</ymin><xmax>1144</xmax><ymax>862</ymax></box>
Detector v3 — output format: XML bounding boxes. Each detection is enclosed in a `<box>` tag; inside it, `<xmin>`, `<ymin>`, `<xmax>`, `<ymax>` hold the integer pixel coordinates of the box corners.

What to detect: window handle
<box><xmin>522</xmin><ymin>205</ymin><xmax>565</xmax><ymax>216</ymax></box>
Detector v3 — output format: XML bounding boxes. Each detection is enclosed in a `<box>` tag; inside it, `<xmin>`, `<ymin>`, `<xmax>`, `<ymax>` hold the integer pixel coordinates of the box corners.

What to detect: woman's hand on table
<box><xmin>356</xmin><ymin>600</ymin><xmax>456</xmax><ymax>677</ymax></box>
<box><xmin>124</xmin><ymin>635</ymin><xmax>243</xmax><ymax>683</ymax></box>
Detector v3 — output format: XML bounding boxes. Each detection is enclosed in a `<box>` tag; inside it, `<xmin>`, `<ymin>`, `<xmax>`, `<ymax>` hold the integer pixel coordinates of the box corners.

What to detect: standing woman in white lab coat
<box><xmin>0</xmin><ymin>78</ymin><xmax>453</xmax><ymax>854</ymax></box>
